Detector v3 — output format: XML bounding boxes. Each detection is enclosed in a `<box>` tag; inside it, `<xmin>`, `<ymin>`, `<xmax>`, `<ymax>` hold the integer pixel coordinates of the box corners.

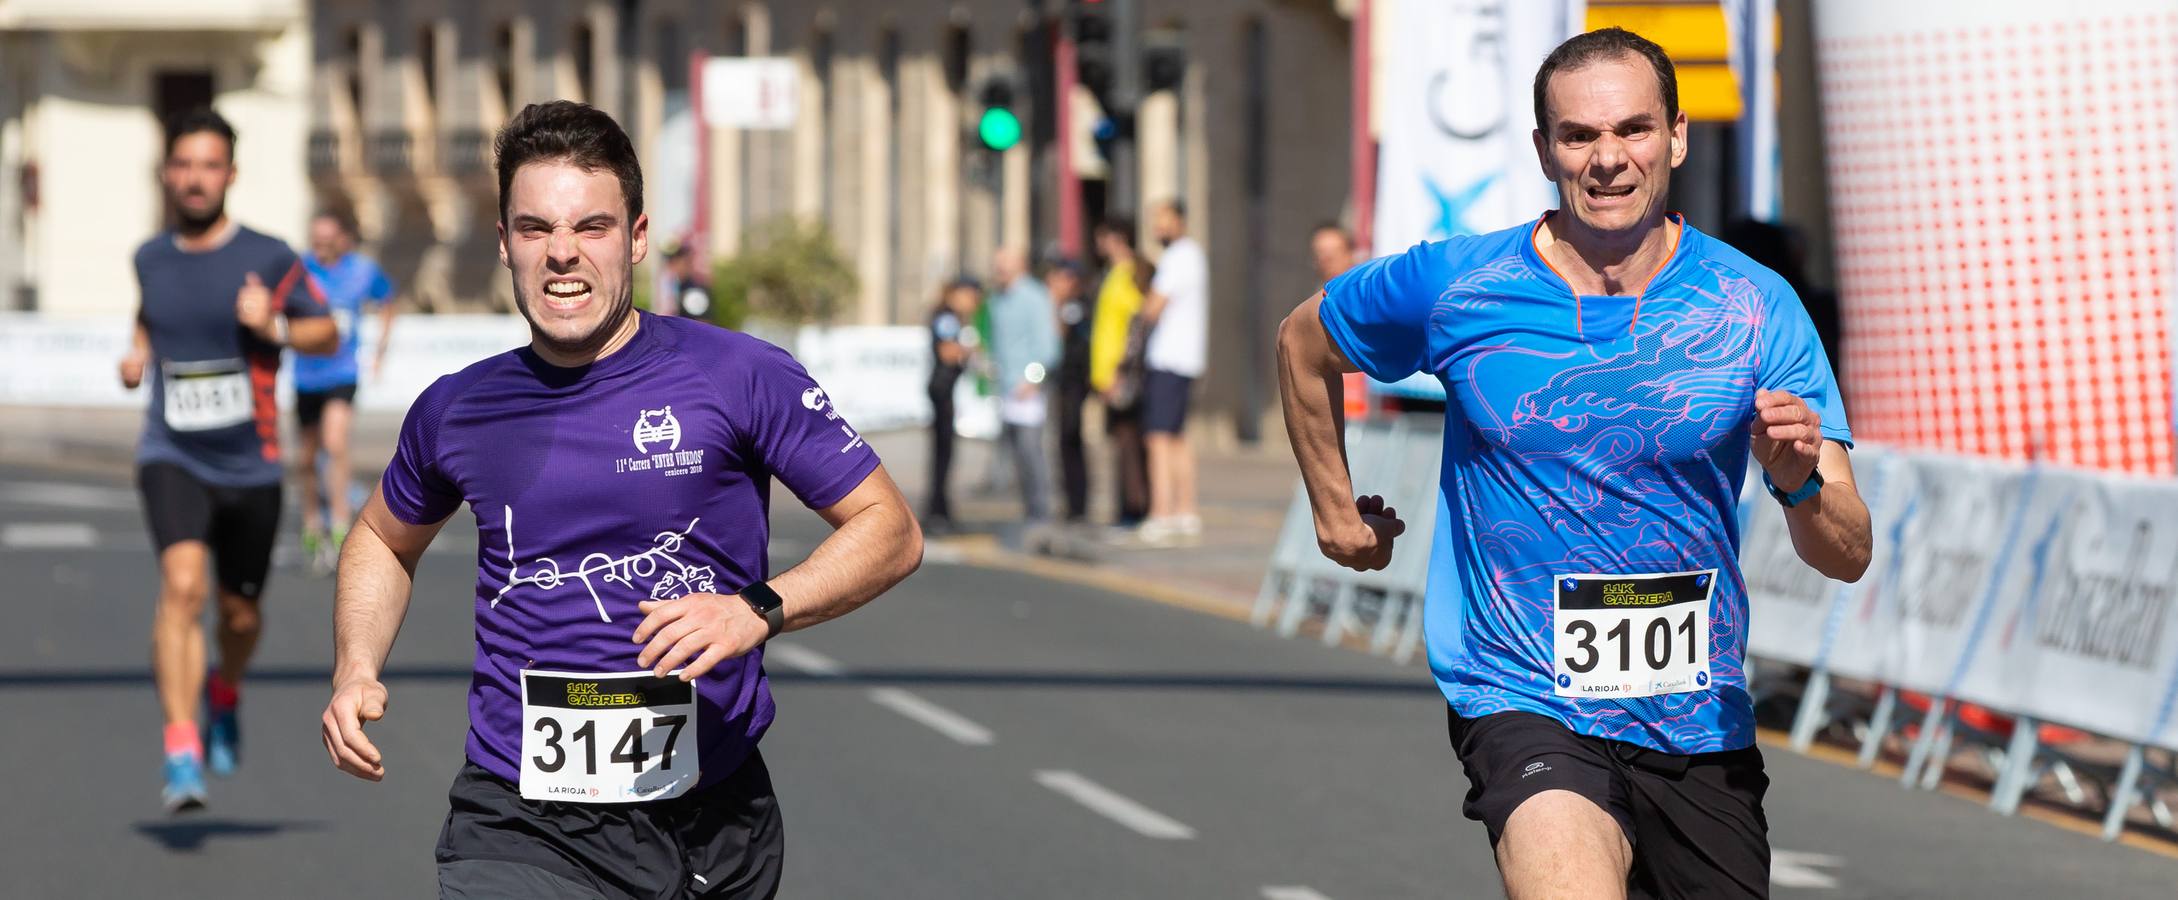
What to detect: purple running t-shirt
<box><xmin>381</xmin><ymin>312</ymin><xmax>879</xmax><ymax>790</ymax></box>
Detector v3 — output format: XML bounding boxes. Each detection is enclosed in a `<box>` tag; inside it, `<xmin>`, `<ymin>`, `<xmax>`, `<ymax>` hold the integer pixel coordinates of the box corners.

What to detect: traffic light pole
<box><xmin>1108</xmin><ymin>0</ymin><xmax>1140</xmax><ymax>215</ymax></box>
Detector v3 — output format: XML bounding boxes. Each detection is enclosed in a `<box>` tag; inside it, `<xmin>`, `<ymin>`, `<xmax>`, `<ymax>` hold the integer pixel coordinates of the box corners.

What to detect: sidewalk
<box><xmin>868</xmin><ymin>427</ymin><xmax>1299</xmax><ymax>620</ymax></box>
<box><xmin>0</xmin><ymin>406</ymin><xmax>1302</xmax><ymax>616</ymax></box>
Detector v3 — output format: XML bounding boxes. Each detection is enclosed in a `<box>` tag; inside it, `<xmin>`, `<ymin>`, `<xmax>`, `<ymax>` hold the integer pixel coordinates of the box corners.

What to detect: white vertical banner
<box><xmin>1722</xmin><ymin>0</ymin><xmax>1779</xmax><ymax>221</ymax></box>
<box><xmin>701</xmin><ymin>58</ymin><xmax>800</xmax><ymax>131</ymax></box>
<box><xmin>1370</xmin><ymin>0</ymin><xmax>1581</xmax><ymax>256</ymax></box>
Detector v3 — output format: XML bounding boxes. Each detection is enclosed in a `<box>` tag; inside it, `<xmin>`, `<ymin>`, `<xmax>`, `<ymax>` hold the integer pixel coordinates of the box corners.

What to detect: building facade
<box><xmin>0</xmin><ymin>0</ymin><xmax>315</xmax><ymax>318</ymax></box>
<box><xmin>305</xmin><ymin>0</ymin><xmax>1357</xmax><ymax>445</ymax></box>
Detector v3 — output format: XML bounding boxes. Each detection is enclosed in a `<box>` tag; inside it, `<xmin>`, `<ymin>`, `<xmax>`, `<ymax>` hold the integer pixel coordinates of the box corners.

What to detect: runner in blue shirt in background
<box><xmin>1277</xmin><ymin>28</ymin><xmax>1873</xmax><ymax>900</ymax></box>
<box><xmin>293</xmin><ymin>210</ymin><xmax>399</xmax><ymax>572</ymax></box>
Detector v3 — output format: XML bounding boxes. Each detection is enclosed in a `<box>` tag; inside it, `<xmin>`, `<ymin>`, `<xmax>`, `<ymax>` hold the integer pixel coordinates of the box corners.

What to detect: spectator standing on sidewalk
<box><xmin>663</xmin><ymin>244</ymin><xmax>715</xmax><ymax>322</ymax></box>
<box><xmin>1311</xmin><ymin>222</ymin><xmax>1359</xmax><ymax>284</ymax></box>
<box><xmin>1137</xmin><ymin>201</ymin><xmax>1208</xmax><ymax>546</ymax></box>
<box><xmin>985</xmin><ymin>248</ymin><xmax>1061</xmax><ymax>523</ymax></box>
<box><xmin>1047</xmin><ymin>259</ymin><xmax>1095</xmax><ymax>523</ymax></box>
<box><xmin>925</xmin><ymin>278</ymin><xmax>982</xmax><ymax>534</ymax></box>
<box><xmin>1087</xmin><ymin>216</ymin><xmax>1152</xmax><ymax>531</ymax></box>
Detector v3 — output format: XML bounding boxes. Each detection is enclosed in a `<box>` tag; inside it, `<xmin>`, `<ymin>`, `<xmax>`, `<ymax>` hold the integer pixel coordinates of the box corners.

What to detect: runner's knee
<box><xmin>157</xmin><ymin>565</ymin><xmax>209</xmax><ymax>612</ymax></box>
<box><xmin>216</xmin><ymin>593</ymin><xmax>262</xmax><ymax>636</ymax></box>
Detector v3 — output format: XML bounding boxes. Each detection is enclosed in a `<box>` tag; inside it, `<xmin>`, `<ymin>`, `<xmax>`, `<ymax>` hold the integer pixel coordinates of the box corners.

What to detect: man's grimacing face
<box><xmin>498</xmin><ymin>160</ymin><xmax>649</xmax><ymax>356</ymax></box>
<box><xmin>1534</xmin><ymin>54</ymin><xmax>1688</xmax><ymax>238</ymax></box>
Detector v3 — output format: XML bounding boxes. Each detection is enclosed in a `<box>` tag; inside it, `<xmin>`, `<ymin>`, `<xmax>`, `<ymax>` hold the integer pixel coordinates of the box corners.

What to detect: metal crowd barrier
<box><xmin>1252</xmin><ymin>416</ymin><xmax>1442</xmax><ymax>665</ymax></box>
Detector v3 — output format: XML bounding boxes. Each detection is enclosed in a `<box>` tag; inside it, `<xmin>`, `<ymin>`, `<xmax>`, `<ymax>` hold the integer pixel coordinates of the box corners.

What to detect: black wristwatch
<box><xmin>739</xmin><ymin>581</ymin><xmax>787</xmax><ymax>639</ymax></box>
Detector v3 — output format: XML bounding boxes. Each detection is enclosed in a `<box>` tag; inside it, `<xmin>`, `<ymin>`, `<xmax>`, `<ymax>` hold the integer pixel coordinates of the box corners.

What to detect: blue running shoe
<box><xmin>206</xmin><ymin>706</ymin><xmax>240</xmax><ymax>777</ymax></box>
<box><xmin>162</xmin><ymin>753</ymin><xmax>208</xmax><ymax>814</ymax></box>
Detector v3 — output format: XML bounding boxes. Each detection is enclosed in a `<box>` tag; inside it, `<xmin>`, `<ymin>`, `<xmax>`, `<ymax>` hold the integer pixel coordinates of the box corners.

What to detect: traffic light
<box><xmin>1143</xmin><ymin>41</ymin><xmax>1185</xmax><ymax>94</ymax></box>
<box><xmin>1071</xmin><ymin>0</ymin><xmax>1116</xmax><ymax>109</ymax></box>
<box><xmin>975</xmin><ymin>76</ymin><xmax>1022</xmax><ymax>152</ymax></box>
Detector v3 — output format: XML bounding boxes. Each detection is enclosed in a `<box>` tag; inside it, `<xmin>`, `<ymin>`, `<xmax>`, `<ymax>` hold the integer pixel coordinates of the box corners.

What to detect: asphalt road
<box><xmin>1</xmin><ymin>460</ymin><xmax>2174</xmax><ymax>898</ymax></box>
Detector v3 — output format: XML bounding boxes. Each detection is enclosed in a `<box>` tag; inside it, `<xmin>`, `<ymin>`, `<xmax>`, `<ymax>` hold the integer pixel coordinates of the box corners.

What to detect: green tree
<box><xmin>712</xmin><ymin>218</ymin><xmax>857</xmax><ymax>328</ymax></box>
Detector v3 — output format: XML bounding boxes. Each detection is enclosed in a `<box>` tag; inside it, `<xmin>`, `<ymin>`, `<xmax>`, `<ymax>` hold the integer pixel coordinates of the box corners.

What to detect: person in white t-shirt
<box><xmin>1137</xmin><ymin>200</ymin><xmax>1208</xmax><ymax>546</ymax></box>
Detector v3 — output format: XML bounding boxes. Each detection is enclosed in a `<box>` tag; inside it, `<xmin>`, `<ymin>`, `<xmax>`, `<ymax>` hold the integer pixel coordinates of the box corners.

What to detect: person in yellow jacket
<box><xmin>1088</xmin><ymin>215</ymin><xmax>1152</xmax><ymax>529</ymax></box>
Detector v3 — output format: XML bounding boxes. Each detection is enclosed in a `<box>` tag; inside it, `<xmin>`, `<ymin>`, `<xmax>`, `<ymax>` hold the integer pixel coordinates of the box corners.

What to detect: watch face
<box><xmin>743</xmin><ymin>583</ymin><xmax>783</xmax><ymax>613</ymax></box>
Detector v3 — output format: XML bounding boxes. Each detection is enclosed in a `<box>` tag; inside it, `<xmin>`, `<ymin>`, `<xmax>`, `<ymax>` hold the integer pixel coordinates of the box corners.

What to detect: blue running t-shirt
<box><xmin>293</xmin><ymin>252</ymin><xmax>394</xmax><ymax>392</ymax></box>
<box><xmin>1320</xmin><ymin>214</ymin><xmax>1850</xmax><ymax>754</ymax></box>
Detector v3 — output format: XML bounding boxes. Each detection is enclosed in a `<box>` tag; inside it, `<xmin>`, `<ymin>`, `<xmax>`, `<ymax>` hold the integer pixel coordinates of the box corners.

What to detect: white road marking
<box><xmin>764</xmin><ymin>642</ymin><xmax>847</xmax><ymax>677</ymax></box>
<box><xmin>1033</xmin><ymin>770</ymin><xmax>1197</xmax><ymax>840</ymax></box>
<box><xmin>0</xmin><ymin>482</ymin><xmax>137</xmax><ymax>511</ymax></box>
<box><xmin>1772</xmin><ymin>850</ymin><xmax>1843</xmax><ymax>889</ymax></box>
<box><xmin>1</xmin><ymin>523</ymin><xmax>99</xmax><ymax>549</ymax></box>
<box><xmin>866</xmin><ymin>687</ymin><xmax>995</xmax><ymax>746</ymax></box>
<box><xmin>1262</xmin><ymin>887</ymin><xmax>1334</xmax><ymax>900</ymax></box>
<box><xmin>921</xmin><ymin>541</ymin><xmax>968</xmax><ymax>565</ymax></box>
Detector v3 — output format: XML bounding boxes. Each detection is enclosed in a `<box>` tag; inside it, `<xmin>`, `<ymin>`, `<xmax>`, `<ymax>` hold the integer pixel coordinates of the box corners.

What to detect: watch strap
<box><xmin>1764</xmin><ymin>469</ymin><xmax>1825</xmax><ymax>508</ymax></box>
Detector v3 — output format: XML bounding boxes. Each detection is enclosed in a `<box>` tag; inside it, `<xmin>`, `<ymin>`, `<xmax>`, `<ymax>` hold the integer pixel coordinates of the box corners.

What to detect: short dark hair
<box><xmin>164</xmin><ymin>108</ymin><xmax>237</xmax><ymax>160</ymax></box>
<box><xmin>493</xmin><ymin>101</ymin><xmax>644</xmax><ymax>222</ymax></box>
<box><xmin>1532</xmin><ymin>27</ymin><xmax>1679</xmax><ymax>133</ymax></box>
<box><xmin>1159</xmin><ymin>199</ymin><xmax>1186</xmax><ymax>221</ymax></box>
<box><xmin>1097</xmin><ymin>214</ymin><xmax>1138</xmax><ymax>250</ymax></box>
<box><xmin>314</xmin><ymin>208</ymin><xmax>359</xmax><ymax>238</ymax></box>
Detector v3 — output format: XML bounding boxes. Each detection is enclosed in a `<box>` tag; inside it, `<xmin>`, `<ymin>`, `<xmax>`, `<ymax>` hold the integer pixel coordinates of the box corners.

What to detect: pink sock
<box><xmin>164</xmin><ymin>722</ymin><xmax>202</xmax><ymax>759</ymax></box>
<box><xmin>207</xmin><ymin>672</ymin><xmax>240</xmax><ymax>710</ymax></box>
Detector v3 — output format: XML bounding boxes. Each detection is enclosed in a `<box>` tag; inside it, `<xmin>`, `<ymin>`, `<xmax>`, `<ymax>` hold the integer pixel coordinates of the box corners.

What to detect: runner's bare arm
<box><xmin>245</xmin><ymin>266</ymin><xmax>340</xmax><ymax>353</ymax></box>
<box><xmin>372</xmin><ymin>293</ymin><xmax>400</xmax><ymax>377</ymax></box>
<box><xmin>1277</xmin><ymin>291</ymin><xmax>1405</xmax><ymax>572</ymax></box>
<box><xmin>323</xmin><ymin>487</ymin><xmax>450</xmax><ymax>781</ymax></box>
<box><xmin>633</xmin><ymin>465</ymin><xmax>923</xmax><ymax>679</ymax></box>
<box><xmin>1752</xmin><ymin>390</ymin><xmax>1872</xmax><ymax>582</ymax></box>
<box><xmin>1776</xmin><ymin>441</ymin><xmax>1870</xmax><ymax>582</ymax></box>
<box><xmin>774</xmin><ymin>464</ymin><xmax>924</xmax><ymax>629</ymax></box>
<box><xmin>119</xmin><ymin>318</ymin><xmax>150</xmax><ymax>389</ymax></box>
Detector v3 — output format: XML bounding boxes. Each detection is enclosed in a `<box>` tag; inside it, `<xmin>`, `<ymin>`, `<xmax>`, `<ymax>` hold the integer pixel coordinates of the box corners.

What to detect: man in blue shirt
<box><xmin>293</xmin><ymin>210</ymin><xmax>399</xmax><ymax>571</ymax></box>
<box><xmin>1277</xmin><ymin>28</ymin><xmax>1872</xmax><ymax>899</ymax></box>
<box><xmin>986</xmin><ymin>248</ymin><xmax>1061</xmax><ymax>523</ymax></box>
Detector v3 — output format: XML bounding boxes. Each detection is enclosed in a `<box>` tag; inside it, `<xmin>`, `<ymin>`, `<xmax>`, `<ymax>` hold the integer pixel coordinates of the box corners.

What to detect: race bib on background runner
<box><xmin>161</xmin><ymin>359</ymin><xmax>252</xmax><ymax>432</ymax></box>
<box><xmin>1552</xmin><ymin>570</ymin><xmax>1716</xmax><ymax>699</ymax></box>
<box><xmin>519</xmin><ymin>670</ymin><xmax>698</xmax><ymax>803</ymax></box>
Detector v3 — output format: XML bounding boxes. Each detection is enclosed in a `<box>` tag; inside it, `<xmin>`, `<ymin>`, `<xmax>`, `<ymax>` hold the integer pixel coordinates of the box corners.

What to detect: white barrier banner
<box><xmin>1876</xmin><ymin>455</ymin><xmax>2047</xmax><ymax>696</ymax></box>
<box><xmin>0</xmin><ymin>315</ymin><xmax>963</xmax><ymax>437</ymax></box>
<box><xmin>0</xmin><ymin>315</ymin><xmax>139</xmax><ymax>408</ymax></box>
<box><xmin>1747</xmin><ymin>444</ymin><xmax>2178</xmax><ymax>751</ymax></box>
<box><xmin>0</xmin><ymin>313</ymin><xmax>532</xmax><ymax>413</ymax></box>
<box><xmin>1959</xmin><ymin>473</ymin><xmax>2178</xmax><ymax>746</ymax></box>
<box><xmin>791</xmin><ymin>325</ymin><xmax>932</xmax><ymax>434</ymax></box>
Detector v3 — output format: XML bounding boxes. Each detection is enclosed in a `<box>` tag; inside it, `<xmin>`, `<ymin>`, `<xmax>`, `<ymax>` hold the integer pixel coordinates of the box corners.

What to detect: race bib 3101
<box><xmin>1552</xmin><ymin>570</ymin><xmax>1717</xmax><ymax>699</ymax></box>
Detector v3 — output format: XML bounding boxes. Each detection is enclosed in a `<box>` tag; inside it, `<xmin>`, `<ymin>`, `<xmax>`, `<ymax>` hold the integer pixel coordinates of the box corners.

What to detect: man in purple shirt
<box><xmin>320</xmin><ymin>101</ymin><xmax>923</xmax><ymax>899</ymax></box>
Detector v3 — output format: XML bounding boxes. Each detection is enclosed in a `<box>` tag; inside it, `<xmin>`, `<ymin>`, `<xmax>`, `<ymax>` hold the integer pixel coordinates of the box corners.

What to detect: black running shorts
<box><xmin>136</xmin><ymin>462</ymin><xmax>282</xmax><ymax>599</ymax></box>
<box><xmin>436</xmin><ymin>751</ymin><xmax>784</xmax><ymax>900</ymax></box>
<box><xmin>294</xmin><ymin>383</ymin><xmax>358</xmax><ymax>429</ymax></box>
<box><xmin>1446</xmin><ymin>708</ymin><xmax>1772</xmax><ymax>899</ymax></box>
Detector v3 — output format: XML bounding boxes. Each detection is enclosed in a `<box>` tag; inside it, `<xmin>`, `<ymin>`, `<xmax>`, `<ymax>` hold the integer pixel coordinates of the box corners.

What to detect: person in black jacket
<box><xmin>926</xmin><ymin>278</ymin><xmax>982</xmax><ymax>532</ymax></box>
<box><xmin>1045</xmin><ymin>259</ymin><xmax>1094</xmax><ymax>523</ymax></box>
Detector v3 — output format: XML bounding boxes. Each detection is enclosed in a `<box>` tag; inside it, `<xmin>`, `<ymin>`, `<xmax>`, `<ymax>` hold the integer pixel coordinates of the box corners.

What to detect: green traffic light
<box><xmin>979</xmin><ymin>107</ymin><xmax>1022</xmax><ymax>151</ymax></box>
